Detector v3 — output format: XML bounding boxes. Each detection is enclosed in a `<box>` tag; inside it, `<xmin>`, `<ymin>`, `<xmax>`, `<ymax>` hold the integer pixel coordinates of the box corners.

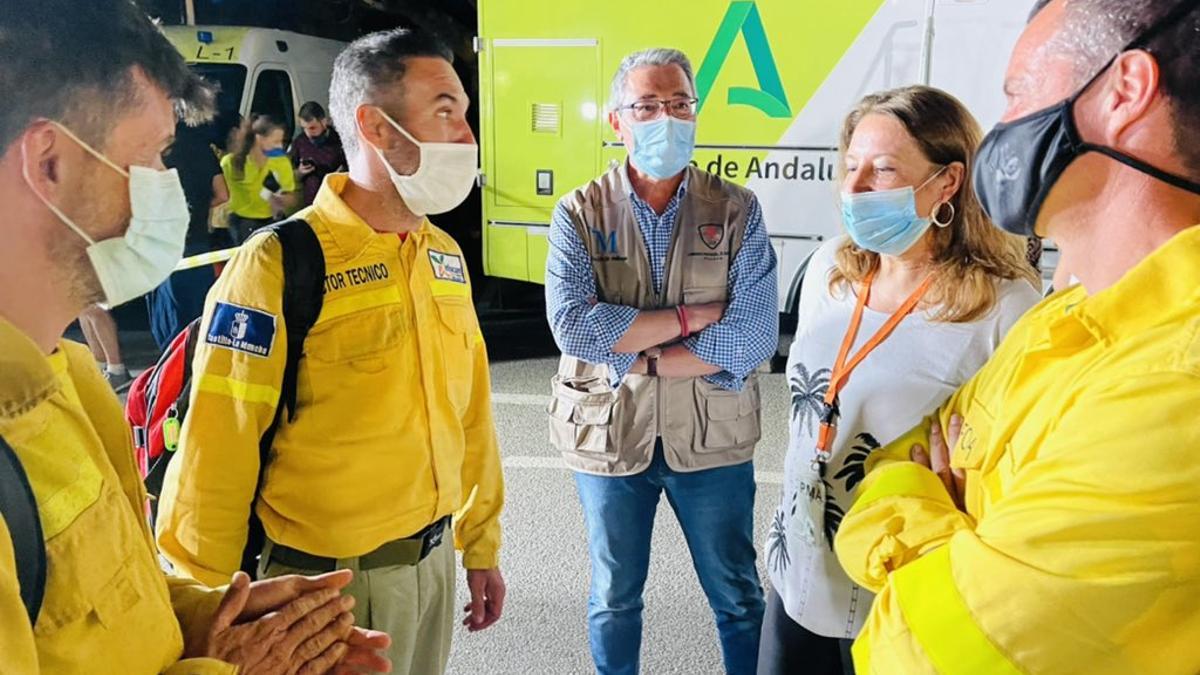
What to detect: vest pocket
<box><xmin>548</xmin><ymin>376</ymin><xmax>615</xmax><ymax>454</ymax></box>
<box><xmin>695</xmin><ymin>379</ymin><xmax>761</xmax><ymax>451</ymax></box>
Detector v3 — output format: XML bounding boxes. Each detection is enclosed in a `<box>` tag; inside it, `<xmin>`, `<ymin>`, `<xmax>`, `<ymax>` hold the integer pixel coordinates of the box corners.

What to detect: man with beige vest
<box><xmin>545</xmin><ymin>48</ymin><xmax>778</xmax><ymax>675</ymax></box>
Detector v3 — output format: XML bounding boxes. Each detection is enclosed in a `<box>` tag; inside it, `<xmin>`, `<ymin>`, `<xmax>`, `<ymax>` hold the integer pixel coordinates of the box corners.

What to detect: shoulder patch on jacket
<box><xmin>205</xmin><ymin>302</ymin><xmax>277</xmax><ymax>357</ymax></box>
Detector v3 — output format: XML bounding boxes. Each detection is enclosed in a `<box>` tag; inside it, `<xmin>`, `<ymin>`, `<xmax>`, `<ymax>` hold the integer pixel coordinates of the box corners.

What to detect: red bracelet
<box><xmin>676</xmin><ymin>305</ymin><xmax>690</xmax><ymax>338</ymax></box>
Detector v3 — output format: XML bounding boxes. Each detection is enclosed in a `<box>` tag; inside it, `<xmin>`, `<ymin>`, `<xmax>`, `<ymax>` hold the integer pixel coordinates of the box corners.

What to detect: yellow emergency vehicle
<box><xmin>477</xmin><ymin>0</ymin><xmax>1056</xmax><ymax>339</ymax></box>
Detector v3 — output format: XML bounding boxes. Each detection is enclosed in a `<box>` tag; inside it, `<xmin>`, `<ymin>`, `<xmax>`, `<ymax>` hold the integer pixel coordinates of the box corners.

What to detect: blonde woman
<box><xmin>220</xmin><ymin>114</ymin><xmax>297</xmax><ymax>243</ymax></box>
<box><xmin>758</xmin><ymin>86</ymin><xmax>1041</xmax><ymax>675</ymax></box>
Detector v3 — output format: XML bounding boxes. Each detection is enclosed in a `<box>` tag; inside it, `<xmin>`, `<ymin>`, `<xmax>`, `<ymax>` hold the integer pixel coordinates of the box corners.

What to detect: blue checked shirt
<box><xmin>546</xmin><ymin>171</ymin><xmax>778</xmax><ymax>391</ymax></box>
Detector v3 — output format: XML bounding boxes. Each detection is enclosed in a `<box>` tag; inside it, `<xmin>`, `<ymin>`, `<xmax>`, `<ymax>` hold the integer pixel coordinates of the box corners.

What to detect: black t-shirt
<box><xmin>165</xmin><ymin>122</ymin><xmax>223</xmax><ymax>243</ymax></box>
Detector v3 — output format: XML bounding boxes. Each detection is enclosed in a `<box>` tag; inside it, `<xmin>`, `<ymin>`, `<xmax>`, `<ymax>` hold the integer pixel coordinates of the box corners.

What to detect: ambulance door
<box><xmin>483</xmin><ymin>39</ymin><xmax>601</xmax><ymax>283</ymax></box>
<box><xmin>248</xmin><ymin>64</ymin><xmax>298</xmax><ymax>141</ymax></box>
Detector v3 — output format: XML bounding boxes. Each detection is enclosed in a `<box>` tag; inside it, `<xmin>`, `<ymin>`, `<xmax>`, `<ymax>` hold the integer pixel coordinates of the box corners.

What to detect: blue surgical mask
<box><xmin>628</xmin><ymin>117</ymin><xmax>696</xmax><ymax>180</ymax></box>
<box><xmin>841</xmin><ymin>167</ymin><xmax>946</xmax><ymax>256</ymax></box>
<box><xmin>264</xmin><ymin>147</ymin><xmax>287</xmax><ymax>158</ymax></box>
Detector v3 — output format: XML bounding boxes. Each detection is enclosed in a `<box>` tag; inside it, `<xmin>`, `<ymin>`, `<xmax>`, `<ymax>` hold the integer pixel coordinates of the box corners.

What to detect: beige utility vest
<box><xmin>549</xmin><ymin>163</ymin><xmax>763</xmax><ymax>476</ymax></box>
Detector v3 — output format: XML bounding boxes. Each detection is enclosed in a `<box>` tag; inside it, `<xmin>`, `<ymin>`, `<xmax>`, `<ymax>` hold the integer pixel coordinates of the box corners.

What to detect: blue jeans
<box><xmin>575</xmin><ymin>443</ymin><xmax>765</xmax><ymax>675</ymax></box>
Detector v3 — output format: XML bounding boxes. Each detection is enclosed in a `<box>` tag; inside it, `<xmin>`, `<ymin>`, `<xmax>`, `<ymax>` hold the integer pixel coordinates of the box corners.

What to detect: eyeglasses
<box><xmin>618</xmin><ymin>97</ymin><xmax>699</xmax><ymax>122</ymax></box>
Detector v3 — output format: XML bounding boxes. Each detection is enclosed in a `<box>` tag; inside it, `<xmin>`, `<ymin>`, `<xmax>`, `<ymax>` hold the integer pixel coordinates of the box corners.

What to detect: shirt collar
<box><xmin>621</xmin><ymin>159</ymin><xmax>690</xmax><ymax>208</ymax></box>
<box><xmin>311</xmin><ymin>173</ymin><xmax>430</xmax><ymax>260</ymax></box>
<box><xmin>1071</xmin><ymin>225</ymin><xmax>1200</xmax><ymax>341</ymax></box>
<box><xmin>0</xmin><ymin>316</ymin><xmax>60</xmax><ymax>420</ymax></box>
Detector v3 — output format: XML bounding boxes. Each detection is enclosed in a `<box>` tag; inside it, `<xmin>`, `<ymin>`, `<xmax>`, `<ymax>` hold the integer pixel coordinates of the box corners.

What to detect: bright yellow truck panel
<box><xmin>478</xmin><ymin>0</ymin><xmax>885</xmax><ymax>284</ymax></box>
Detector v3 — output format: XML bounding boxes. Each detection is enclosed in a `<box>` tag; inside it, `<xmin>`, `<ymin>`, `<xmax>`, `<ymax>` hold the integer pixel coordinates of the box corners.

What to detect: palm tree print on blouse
<box><xmin>789</xmin><ymin>363</ymin><xmax>832</xmax><ymax>437</ymax></box>
<box><xmin>822</xmin><ymin>479</ymin><xmax>844</xmax><ymax>550</ymax></box>
<box><xmin>833</xmin><ymin>433</ymin><xmax>882</xmax><ymax>493</ymax></box>
<box><xmin>767</xmin><ymin>499</ymin><xmax>792</xmax><ymax>574</ymax></box>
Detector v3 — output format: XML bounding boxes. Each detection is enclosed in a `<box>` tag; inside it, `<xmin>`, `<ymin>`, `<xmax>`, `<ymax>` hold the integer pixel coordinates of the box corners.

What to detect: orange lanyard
<box><xmin>816</xmin><ymin>269</ymin><xmax>934</xmax><ymax>456</ymax></box>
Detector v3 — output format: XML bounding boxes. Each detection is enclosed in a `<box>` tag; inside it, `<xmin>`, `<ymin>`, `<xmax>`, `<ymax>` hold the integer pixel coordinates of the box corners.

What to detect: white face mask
<box><xmin>371</xmin><ymin>109</ymin><xmax>478</xmax><ymax>217</ymax></box>
<box><xmin>23</xmin><ymin>122</ymin><xmax>190</xmax><ymax>308</ymax></box>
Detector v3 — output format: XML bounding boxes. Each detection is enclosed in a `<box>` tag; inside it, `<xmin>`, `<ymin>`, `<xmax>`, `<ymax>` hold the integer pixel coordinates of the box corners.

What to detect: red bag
<box><xmin>125</xmin><ymin>319</ymin><xmax>201</xmax><ymax>515</ymax></box>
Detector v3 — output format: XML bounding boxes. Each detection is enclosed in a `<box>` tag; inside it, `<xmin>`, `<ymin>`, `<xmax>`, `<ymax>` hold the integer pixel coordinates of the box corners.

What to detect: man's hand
<box><xmin>911</xmin><ymin>415</ymin><xmax>966</xmax><ymax>510</ymax></box>
<box><xmin>195</xmin><ymin>570</ymin><xmax>393</xmax><ymax>674</ymax></box>
<box><xmin>239</xmin><ymin>570</ymin><xmax>392</xmax><ymax>673</ymax></box>
<box><xmin>297</xmin><ymin>161</ymin><xmax>316</xmax><ymax>178</ymax></box>
<box><xmin>332</xmin><ymin>628</ymin><xmax>392</xmax><ymax>675</ymax></box>
<box><xmin>682</xmin><ymin>302</ymin><xmax>727</xmax><ymax>334</ymax></box>
<box><xmin>462</xmin><ymin>568</ymin><xmax>506</xmax><ymax>632</ymax></box>
<box><xmin>200</xmin><ymin>571</ymin><xmax>357</xmax><ymax>674</ymax></box>
<box><xmin>236</xmin><ymin>569</ymin><xmax>353</xmax><ymax>622</ymax></box>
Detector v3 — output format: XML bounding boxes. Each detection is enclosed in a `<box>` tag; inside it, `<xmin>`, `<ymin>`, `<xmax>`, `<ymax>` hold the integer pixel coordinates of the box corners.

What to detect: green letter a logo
<box><xmin>695</xmin><ymin>1</ymin><xmax>792</xmax><ymax>118</ymax></box>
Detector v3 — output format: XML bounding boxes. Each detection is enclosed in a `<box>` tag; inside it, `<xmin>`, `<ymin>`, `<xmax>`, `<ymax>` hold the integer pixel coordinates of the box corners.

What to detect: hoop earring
<box><xmin>932</xmin><ymin>201</ymin><xmax>955</xmax><ymax>228</ymax></box>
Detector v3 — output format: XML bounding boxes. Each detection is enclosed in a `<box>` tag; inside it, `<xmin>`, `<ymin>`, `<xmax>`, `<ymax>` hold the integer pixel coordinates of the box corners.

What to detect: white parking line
<box><xmin>503</xmin><ymin>455</ymin><xmax>783</xmax><ymax>484</ymax></box>
<box><xmin>492</xmin><ymin>392</ymin><xmax>551</xmax><ymax>406</ymax></box>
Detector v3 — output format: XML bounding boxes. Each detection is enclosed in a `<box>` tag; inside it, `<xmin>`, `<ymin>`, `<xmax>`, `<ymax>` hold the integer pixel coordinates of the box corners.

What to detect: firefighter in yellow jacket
<box><xmin>833</xmin><ymin>1</ymin><xmax>1200</xmax><ymax>673</ymax></box>
<box><xmin>0</xmin><ymin>1</ymin><xmax>390</xmax><ymax>672</ymax></box>
<box><xmin>157</xmin><ymin>29</ymin><xmax>506</xmax><ymax>675</ymax></box>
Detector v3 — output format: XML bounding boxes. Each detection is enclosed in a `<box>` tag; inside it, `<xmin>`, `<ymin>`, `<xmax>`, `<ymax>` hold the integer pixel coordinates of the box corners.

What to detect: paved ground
<box><xmin>444</xmin><ymin>352</ymin><xmax>792</xmax><ymax>675</ymax></box>
<box><xmin>104</xmin><ymin>316</ymin><xmax>792</xmax><ymax>675</ymax></box>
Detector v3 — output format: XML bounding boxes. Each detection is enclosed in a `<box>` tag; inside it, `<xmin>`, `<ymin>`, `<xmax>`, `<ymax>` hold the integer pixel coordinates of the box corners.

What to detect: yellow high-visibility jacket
<box><xmin>0</xmin><ymin>318</ymin><xmax>233</xmax><ymax>674</ymax></box>
<box><xmin>835</xmin><ymin>226</ymin><xmax>1200</xmax><ymax>674</ymax></box>
<box><xmin>157</xmin><ymin>174</ymin><xmax>504</xmax><ymax>586</ymax></box>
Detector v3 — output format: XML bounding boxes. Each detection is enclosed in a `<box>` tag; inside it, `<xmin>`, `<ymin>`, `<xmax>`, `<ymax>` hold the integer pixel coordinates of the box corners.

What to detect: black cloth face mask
<box><xmin>973</xmin><ymin>0</ymin><xmax>1200</xmax><ymax>237</ymax></box>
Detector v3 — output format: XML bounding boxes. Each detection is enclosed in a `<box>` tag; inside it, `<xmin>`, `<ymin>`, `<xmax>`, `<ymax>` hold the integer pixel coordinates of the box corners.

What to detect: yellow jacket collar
<box><xmin>1075</xmin><ymin>225</ymin><xmax>1200</xmax><ymax>341</ymax></box>
<box><xmin>0</xmin><ymin>316</ymin><xmax>59</xmax><ymax>420</ymax></box>
<box><xmin>312</xmin><ymin>173</ymin><xmax>431</xmax><ymax>259</ymax></box>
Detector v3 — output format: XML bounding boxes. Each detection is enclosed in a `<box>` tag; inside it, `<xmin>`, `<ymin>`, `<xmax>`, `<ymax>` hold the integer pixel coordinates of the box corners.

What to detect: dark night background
<box><xmin>119</xmin><ymin>0</ymin><xmax>549</xmax><ymax>333</ymax></box>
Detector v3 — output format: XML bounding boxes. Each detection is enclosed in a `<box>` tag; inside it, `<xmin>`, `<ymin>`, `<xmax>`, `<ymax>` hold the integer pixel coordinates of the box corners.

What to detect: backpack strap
<box><xmin>269</xmin><ymin>218</ymin><xmax>325</xmax><ymax>426</ymax></box>
<box><xmin>239</xmin><ymin>217</ymin><xmax>325</xmax><ymax>574</ymax></box>
<box><xmin>0</xmin><ymin>435</ymin><xmax>46</xmax><ymax>626</ymax></box>
<box><xmin>175</xmin><ymin>318</ymin><xmax>203</xmax><ymax>422</ymax></box>
<box><xmin>258</xmin><ymin>218</ymin><xmax>324</xmax><ymax>441</ymax></box>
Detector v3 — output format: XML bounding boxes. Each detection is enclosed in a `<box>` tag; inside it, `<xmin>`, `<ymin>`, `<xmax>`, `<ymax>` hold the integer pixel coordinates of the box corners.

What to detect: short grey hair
<box><xmin>329</xmin><ymin>28</ymin><xmax>453</xmax><ymax>158</ymax></box>
<box><xmin>607</xmin><ymin>48</ymin><xmax>697</xmax><ymax>112</ymax></box>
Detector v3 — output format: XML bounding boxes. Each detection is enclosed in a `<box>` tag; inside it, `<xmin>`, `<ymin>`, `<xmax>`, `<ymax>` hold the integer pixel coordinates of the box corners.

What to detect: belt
<box><xmin>268</xmin><ymin>516</ymin><xmax>450</xmax><ymax>572</ymax></box>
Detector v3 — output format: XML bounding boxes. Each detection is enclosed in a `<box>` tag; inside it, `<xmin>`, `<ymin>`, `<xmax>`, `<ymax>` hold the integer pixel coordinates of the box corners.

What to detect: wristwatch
<box><xmin>644</xmin><ymin>347</ymin><xmax>662</xmax><ymax>377</ymax></box>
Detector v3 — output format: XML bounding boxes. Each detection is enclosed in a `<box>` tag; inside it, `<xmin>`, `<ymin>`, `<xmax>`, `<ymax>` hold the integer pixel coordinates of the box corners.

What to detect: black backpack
<box><xmin>1</xmin><ymin>218</ymin><xmax>325</xmax><ymax>626</ymax></box>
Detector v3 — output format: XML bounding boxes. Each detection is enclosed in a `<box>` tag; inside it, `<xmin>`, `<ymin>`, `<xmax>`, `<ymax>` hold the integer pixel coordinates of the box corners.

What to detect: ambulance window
<box><xmin>250</xmin><ymin>69</ymin><xmax>296</xmax><ymax>140</ymax></box>
<box><xmin>189</xmin><ymin>63</ymin><xmax>246</xmax><ymax>147</ymax></box>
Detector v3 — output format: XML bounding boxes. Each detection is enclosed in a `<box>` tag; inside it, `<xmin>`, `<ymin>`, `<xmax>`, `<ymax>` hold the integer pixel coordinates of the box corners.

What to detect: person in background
<box><xmin>78</xmin><ymin>304</ymin><xmax>131</xmax><ymax>390</ymax></box>
<box><xmin>833</xmin><ymin>0</ymin><xmax>1200</xmax><ymax>672</ymax></box>
<box><xmin>220</xmin><ymin>114</ymin><xmax>297</xmax><ymax>244</ymax></box>
<box><xmin>290</xmin><ymin>101</ymin><xmax>345</xmax><ymax>207</ymax></box>
<box><xmin>0</xmin><ymin>0</ymin><xmax>390</xmax><ymax>671</ymax></box>
<box><xmin>758</xmin><ymin>85</ymin><xmax>1040</xmax><ymax>675</ymax></box>
<box><xmin>148</xmin><ymin>119</ymin><xmax>228</xmax><ymax>349</ymax></box>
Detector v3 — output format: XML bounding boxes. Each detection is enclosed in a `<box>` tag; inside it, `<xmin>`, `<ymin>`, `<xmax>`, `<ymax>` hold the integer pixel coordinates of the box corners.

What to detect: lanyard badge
<box><xmin>794</xmin><ymin>268</ymin><xmax>933</xmax><ymax>548</ymax></box>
